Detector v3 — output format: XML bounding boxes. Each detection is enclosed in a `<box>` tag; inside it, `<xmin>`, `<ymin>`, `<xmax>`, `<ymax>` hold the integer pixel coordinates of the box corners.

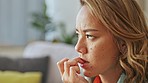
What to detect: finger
<box><xmin>63</xmin><ymin>57</ymin><xmax>83</xmax><ymax>75</ymax></box>
<box><xmin>70</xmin><ymin>66</ymin><xmax>80</xmax><ymax>74</ymax></box>
<box><xmin>70</xmin><ymin>67</ymin><xmax>88</xmax><ymax>83</ymax></box>
<box><xmin>73</xmin><ymin>57</ymin><xmax>85</xmax><ymax>64</ymax></box>
<box><xmin>70</xmin><ymin>66</ymin><xmax>77</xmax><ymax>81</ymax></box>
<box><xmin>57</xmin><ymin>58</ymin><xmax>69</xmax><ymax>76</ymax></box>
<box><xmin>64</xmin><ymin>61</ymin><xmax>70</xmax><ymax>75</ymax></box>
<box><xmin>63</xmin><ymin>58</ymin><xmax>82</xmax><ymax>77</ymax></box>
<box><xmin>68</xmin><ymin>57</ymin><xmax>85</xmax><ymax>66</ymax></box>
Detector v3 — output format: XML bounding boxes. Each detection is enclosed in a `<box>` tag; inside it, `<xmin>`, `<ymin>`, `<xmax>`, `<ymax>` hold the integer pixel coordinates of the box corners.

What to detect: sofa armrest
<box><xmin>23</xmin><ymin>41</ymin><xmax>78</xmax><ymax>83</ymax></box>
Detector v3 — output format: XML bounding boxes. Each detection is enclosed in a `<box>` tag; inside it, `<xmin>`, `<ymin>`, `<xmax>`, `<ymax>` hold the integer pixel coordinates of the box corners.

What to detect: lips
<box><xmin>79</xmin><ymin>58</ymin><xmax>89</xmax><ymax>69</ymax></box>
<box><xmin>80</xmin><ymin>58</ymin><xmax>89</xmax><ymax>63</ymax></box>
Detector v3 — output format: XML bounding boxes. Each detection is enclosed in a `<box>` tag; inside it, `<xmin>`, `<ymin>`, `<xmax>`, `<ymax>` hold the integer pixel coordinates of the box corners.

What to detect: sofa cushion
<box><xmin>0</xmin><ymin>71</ymin><xmax>42</xmax><ymax>83</ymax></box>
<box><xmin>0</xmin><ymin>57</ymin><xmax>18</xmax><ymax>70</ymax></box>
<box><xmin>0</xmin><ymin>56</ymin><xmax>49</xmax><ymax>83</ymax></box>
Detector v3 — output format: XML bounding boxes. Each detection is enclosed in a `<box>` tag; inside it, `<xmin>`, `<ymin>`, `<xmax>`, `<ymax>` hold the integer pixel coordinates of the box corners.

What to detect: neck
<box><xmin>99</xmin><ymin>64</ymin><xmax>123</xmax><ymax>83</ymax></box>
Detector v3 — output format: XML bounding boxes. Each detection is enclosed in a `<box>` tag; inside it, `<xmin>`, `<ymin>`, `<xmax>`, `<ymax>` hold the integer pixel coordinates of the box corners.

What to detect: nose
<box><xmin>75</xmin><ymin>39</ymin><xmax>87</xmax><ymax>54</ymax></box>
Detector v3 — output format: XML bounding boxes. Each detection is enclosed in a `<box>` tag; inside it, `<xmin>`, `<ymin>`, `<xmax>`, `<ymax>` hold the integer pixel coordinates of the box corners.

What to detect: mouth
<box><xmin>79</xmin><ymin>58</ymin><xmax>89</xmax><ymax>69</ymax></box>
<box><xmin>80</xmin><ymin>58</ymin><xmax>89</xmax><ymax>63</ymax></box>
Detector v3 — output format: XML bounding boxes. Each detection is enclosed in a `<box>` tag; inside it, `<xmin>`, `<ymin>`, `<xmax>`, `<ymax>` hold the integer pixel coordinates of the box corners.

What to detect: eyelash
<box><xmin>76</xmin><ymin>33</ymin><xmax>96</xmax><ymax>40</ymax></box>
<box><xmin>86</xmin><ymin>34</ymin><xmax>95</xmax><ymax>40</ymax></box>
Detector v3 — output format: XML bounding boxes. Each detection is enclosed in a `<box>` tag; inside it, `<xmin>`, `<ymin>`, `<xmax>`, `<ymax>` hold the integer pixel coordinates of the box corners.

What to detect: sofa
<box><xmin>23</xmin><ymin>41</ymin><xmax>78</xmax><ymax>83</ymax></box>
<box><xmin>0</xmin><ymin>56</ymin><xmax>49</xmax><ymax>83</ymax></box>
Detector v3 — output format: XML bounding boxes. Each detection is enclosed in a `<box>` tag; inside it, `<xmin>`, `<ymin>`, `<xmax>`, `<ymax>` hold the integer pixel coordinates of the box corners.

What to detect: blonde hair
<box><xmin>80</xmin><ymin>0</ymin><xmax>148</xmax><ymax>83</ymax></box>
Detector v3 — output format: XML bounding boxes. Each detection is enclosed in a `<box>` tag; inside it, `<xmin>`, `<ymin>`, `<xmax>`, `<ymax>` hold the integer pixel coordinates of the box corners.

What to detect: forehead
<box><xmin>76</xmin><ymin>6</ymin><xmax>107</xmax><ymax>32</ymax></box>
<box><xmin>76</xmin><ymin>6</ymin><xmax>94</xmax><ymax>25</ymax></box>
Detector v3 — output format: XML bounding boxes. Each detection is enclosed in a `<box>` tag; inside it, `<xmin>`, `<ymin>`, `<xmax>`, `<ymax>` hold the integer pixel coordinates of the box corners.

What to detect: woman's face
<box><xmin>75</xmin><ymin>6</ymin><xmax>120</xmax><ymax>77</ymax></box>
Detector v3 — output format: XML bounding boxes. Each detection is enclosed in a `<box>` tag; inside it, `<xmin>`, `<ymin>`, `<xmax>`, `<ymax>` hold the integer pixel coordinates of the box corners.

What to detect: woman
<box><xmin>57</xmin><ymin>0</ymin><xmax>148</xmax><ymax>83</ymax></box>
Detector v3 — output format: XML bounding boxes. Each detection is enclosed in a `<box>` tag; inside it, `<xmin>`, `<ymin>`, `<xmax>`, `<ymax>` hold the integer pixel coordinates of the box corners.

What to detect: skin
<box><xmin>57</xmin><ymin>6</ymin><xmax>123</xmax><ymax>83</ymax></box>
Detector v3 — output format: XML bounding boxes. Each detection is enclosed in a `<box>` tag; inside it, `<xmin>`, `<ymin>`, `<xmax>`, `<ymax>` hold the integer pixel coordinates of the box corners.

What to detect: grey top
<box><xmin>117</xmin><ymin>73</ymin><xmax>125</xmax><ymax>83</ymax></box>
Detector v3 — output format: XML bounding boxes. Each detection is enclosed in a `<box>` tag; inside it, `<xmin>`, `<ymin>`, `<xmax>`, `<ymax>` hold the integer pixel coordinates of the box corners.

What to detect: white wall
<box><xmin>145</xmin><ymin>0</ymin><xmax>148</xmax><ymax>18</ymax></box>
<box><xmin>0</xmin><ymin>0</ymin><xmax>44</xmax><ymax>45</ymax></box>
<box><xmin>46</xmin><ymin>0</ymin><xmax>81</xmax><ymax>34</ymax></box>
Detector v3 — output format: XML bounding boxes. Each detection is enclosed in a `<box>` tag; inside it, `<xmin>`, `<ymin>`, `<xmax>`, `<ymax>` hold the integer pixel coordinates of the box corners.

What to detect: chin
<box><xmin>83</xmin><ymin>70</ymin><xmax>96</xmax><ymax>77</ymax></box>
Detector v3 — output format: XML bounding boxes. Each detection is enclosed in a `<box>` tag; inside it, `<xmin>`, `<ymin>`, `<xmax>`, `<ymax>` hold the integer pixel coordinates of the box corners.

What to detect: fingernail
<box><xmin>79</xmin><ymin>58</ymin><xmax>85</xmax><ymax>64</ymax></box>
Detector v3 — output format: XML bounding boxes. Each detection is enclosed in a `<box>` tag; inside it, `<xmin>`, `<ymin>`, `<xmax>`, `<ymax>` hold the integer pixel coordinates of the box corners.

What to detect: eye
<box><xmin>86</xmin><ymin>34</ymin><xmax>95</xmax><ymax>40</ymax></box>
<box><xmin>76</xmin><ymin>32</ymin><xmax>79</xmax><ymax>38</ymax></box>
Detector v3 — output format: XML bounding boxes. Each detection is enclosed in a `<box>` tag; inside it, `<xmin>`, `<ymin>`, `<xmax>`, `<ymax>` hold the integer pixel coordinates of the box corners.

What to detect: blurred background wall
<box><xmin>0</xmin><ymin>0</ymin><xmax>45</xmax><ymax>45</ymax></box>
<box><xmin>0</xmin><ymin>0</ymin><xmax>80</xmax><ymax>46</ymax></box>
<box><xmin>46</xmin><ymin>0</ymin><xmax>80</xmax><ymax>34</ymax></box>
<box><xmin>0</xmin><ymin>0</ymin><xmax>147</xmax><ymax>46</ymax></box>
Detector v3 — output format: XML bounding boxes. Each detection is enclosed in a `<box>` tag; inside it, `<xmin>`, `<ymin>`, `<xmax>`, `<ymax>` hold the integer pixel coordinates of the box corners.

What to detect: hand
<box><xmin>57</xmin><ymin>57</ymin><xmax>88</xmax><ymax>83</ymax></box>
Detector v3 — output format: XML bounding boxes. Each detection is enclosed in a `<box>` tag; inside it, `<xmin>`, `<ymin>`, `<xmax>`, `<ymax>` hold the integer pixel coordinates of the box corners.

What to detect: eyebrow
<box><xmin>76</xmin><ymin>28</ymin><xmax>99</xmax><ymax>32</ymax></box>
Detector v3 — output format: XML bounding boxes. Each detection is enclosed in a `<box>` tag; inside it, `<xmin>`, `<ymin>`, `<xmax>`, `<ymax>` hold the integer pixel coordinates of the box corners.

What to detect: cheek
<box><xmin>90</xmin><ymin>38</ymin><xmax>119</xmax><ymax>57</ymax></box>
<box><xmin>89</xmin><ymin>40</ymin><xmax>119</xmax><ymax>66</ymax></box>
<box><xmin>90</xmin><ymin>44</ymin><xmax>105</xmax><ymax>57</ymax></box>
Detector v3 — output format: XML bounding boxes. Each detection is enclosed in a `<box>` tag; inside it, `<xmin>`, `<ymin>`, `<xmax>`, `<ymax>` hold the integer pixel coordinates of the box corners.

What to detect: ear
<box><xmin>117</xmin><ymin>39</ymin><xmax>127</xmax><ymax>55</ymax></box>
<box><xmin>120</xmin><ymin>42</ymin><xmax>127</xmax><ymax>55</ymax></box>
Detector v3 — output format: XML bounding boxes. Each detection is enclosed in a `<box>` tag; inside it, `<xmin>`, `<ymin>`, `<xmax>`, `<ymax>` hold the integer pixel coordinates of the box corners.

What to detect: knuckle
<box><xmin>62</xmin><ymin>76</ymin><xmax>69</xmax><ymax>83</ymax></box>
<box><xmin>64</xmin><ymin>61</ymin><xmax>67</xmax><ymax>65</ymax></box>
<box><xmin>64</xmin><ymin>61</ymin><xmax>69</xmax><ymax>66</ymax></box>
<box><xmin>57</xmin><ymin>61</ymin><xmax>61</xmax><ymax>65</ymax></box>
<box><xmin>57</xmin><ymin>58</ymin><xmax>69</xmax><ymax>65</ymax></box>
<box><xmin>57</xmin><ymin>61</ymin><xmax>63</xmax><ymax>67</ymax></box>
<box><xmin>62</xmin><ymin>73</ymin><xmax>75</xmax><ymax>83</ymax></box>
<box><xmin>63</xmin><ymin>58</ymin><xmax>69</xmax><ymax>60</ymax></box>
